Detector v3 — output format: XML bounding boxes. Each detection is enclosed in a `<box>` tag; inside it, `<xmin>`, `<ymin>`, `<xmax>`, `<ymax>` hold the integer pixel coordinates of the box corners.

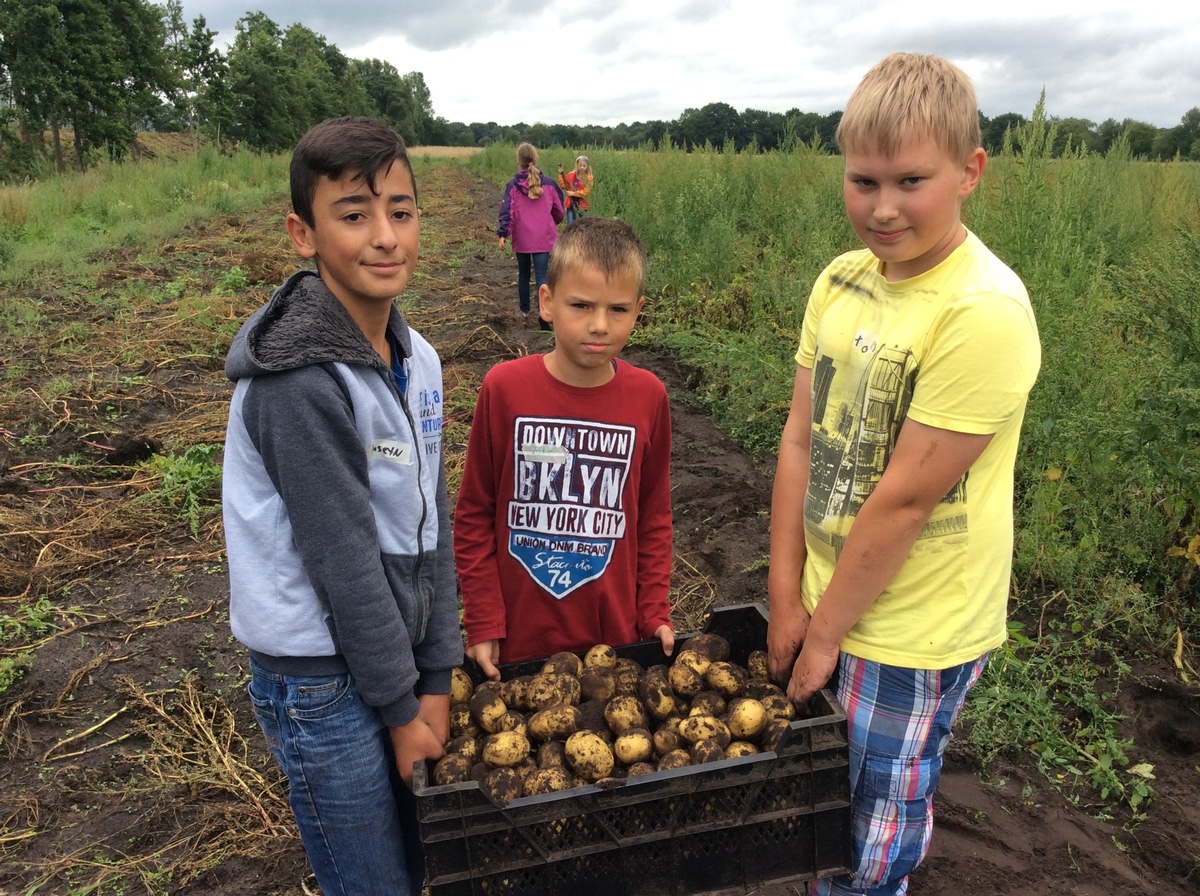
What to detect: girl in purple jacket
<box><xmin>497</xmin><ymin>143</ymin><xmax>564</xmax><ymax>329</ymax></box>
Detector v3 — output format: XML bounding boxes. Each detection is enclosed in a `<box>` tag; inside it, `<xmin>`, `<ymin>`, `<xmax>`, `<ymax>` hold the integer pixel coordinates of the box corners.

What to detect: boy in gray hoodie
<box><xmin>222</xmin><ymin>116</ymin><xmax>462</xmax><ymax>896</ymax></box>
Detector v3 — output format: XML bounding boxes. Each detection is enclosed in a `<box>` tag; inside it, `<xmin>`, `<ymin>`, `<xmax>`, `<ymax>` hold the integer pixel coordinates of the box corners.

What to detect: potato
<box><xmin>576</xmin><ymin>701</ymin><xmax>611</xmax><ymax>739</ymax></box>
<box><xmin>501</xmin><ymin>675</ymin><xmax>534</xmax><ymax>712</ymax></box>
<box><xmin>745</xmin><ymin>679</ymin><xmax>786</xmax><ymax>701</ymax></box>
<box><xmin>469</xmin><ymin>690</ymin><xmax>509</xmax><ymax>734</ymax></box>
<box><xmin>475</xmin><ymin>680</ymin><xmax>504</xmax><ymax>701</ymax></box>
<box><xmin>613</xmin><ymin>727</ymin><xmax>654</xmax><ymax>765</ymax></box>
<box><xmin>761</xmin><ymin>717</ymin><xmax>792</xmax><ymax>751</ymax></box>
<box><xmin>527</xmin><ymin>704</ymin><xmax>580</xmax><ymax>742</ymax></box>
<box><xmin>523</xmin><ymin>766</ymin><xmax>572</xmax><ymax>796</ymax></box>
<box><xmin>652</xmin><ymin>722</ymin><xmax>683</xmax><ymax>757</ymax></box>
<box><xmin>637</xmin><ymin>668</ymin><xmax>678</xmax><ymax>721</ymax></box>
<box><xmin>543</xmin><ymin>651</ymin><xmax>583</xmax><ymax>677</ymax></box>
<box><xmin>579</xmin><ymin>666</ymin><xmax>617</xmax><ymax>702</ymax></box>
<box><xmin>705</xmin><ymin>661</ymin><xmax>748</xmax><ymax>699</ymax></box>
<box><xmin>725</xmin><ymin>697</ymin><xmax>768</xmax><ymax>740</ymax></box>
<box><xmin>449</xmin><ymin>703</ymin><xmax>477</xmax><ymax>739</ymax></box>
<box><xmin>688</xmin><ymin>690</ymin><xmax>727</xmax><ymax>718</ymax></box>
<box><xmin>565</xmin><ymin>730</ymin><xmax>615</xmax><ymax>781</ymax></box>
<box><xmin>746</xmin><ymin>649</ymin><xmax>770</xmax><ymax>681</ymax></box>
<box><xmin>690</xmin><ymin>738</ymin><xmax>726</xmax><ymax>764</ymax></box>
<box><xmin>603</xmin><ymin>695</ymin><xmax>647</xmax><ymax>735</ymax></box>
<box><xmin>668</xmin><ymin>662</ymin><xmax>703</xmax><ymax>699</ymax></box>
<box><xmin>527</xmin><ymin>672</ymin><xmax>581</xmax><ymax>710</ymax></box>
<box><xmin>673</xmin><ymin>649</ymin><xmax>712</xmax><ymax>677</ymax></box>
<box><xmin>725</xmin><ymin>741</ymin><xmax>760</xmax><ymax>759</ymax></box>
<box><xmin>482</xmin><ymin>730</ymin><xmax>531</xmax><ymax>768</ymax></box>
<box><xmin>494</xmin><ymin>710</ymin><xmax>528</xmax><ymax>736</ymax></box>
<box><xmin>432</xmin><ymin>752</ymin><xmax>472</xmax><ymax>785</ymax></box>
<box><xmin>656</xmin><ymin>749</ymin><xmax>691</xmax><ymax>771</ymax></box>
<box><xmin>584</xmin><ymin>643</ymin><xmax>618</xmax><ymax>668</ymax></box>
<box><xmin>446</xmin><ymin>734</ymin><xmax>480</xmax><ymax>762</ymax></box>
<box><xmin>537</xmin><ymin>740</ymin><xmax>568</xmax><ymax>769</ymax></box>
<box><xmin>678</xmin><ymin>714</ymin><xmax>731</xmax><ymax>749</ymax></box>
<box><xmin>683</xmin><ymin>633</ymin><xmax>730</xmax><ymax>662</ymax></box>
<box><xmin>762</xmin><ymin>693</ymin><xmax>797</xmax><ymax>721</ymax></box>
<box><xmin>480</xmin><ymin>766</ymin><xmax>523</xmax><ymax>807</ymax></box>
<box><xmin>612</xmin><ymin>661</ymin><xmax>642</xmax><ymax>696</ymax></box>
<box><xmin>626</xmin><ymin>761</ymin><xmax>656</xmax><ymax>778</ymax></box>
<box><xmin>450</xmin><ymin>666</ymin><xmax>474</xmax><ymax>705</ymax></box>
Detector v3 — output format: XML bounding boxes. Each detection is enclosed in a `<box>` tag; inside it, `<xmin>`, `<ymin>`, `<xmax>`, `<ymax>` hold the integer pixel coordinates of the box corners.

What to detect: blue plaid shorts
<box><xmin>810</xmin><ymin>652</ymin><xmax>987</xmax><ymax>896</ymax></box>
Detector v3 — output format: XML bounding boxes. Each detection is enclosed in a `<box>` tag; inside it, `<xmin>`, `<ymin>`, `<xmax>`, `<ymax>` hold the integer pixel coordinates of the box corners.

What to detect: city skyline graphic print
<box><xmin>507</xmin><ymin>416</ymin><xmax>634</xmax><ymax>599</ymax></box>
<box><xmin>807</xmin><ymin>335</ymin><xmax>967</xmax><ymax>559</ymax></box>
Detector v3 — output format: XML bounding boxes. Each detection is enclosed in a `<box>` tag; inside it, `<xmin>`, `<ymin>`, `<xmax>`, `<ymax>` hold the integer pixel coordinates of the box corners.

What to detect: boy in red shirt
<box><xmin>455</xmin><ymin>217</ymin><xmax>675</xmax><ymax>677</ymax></box>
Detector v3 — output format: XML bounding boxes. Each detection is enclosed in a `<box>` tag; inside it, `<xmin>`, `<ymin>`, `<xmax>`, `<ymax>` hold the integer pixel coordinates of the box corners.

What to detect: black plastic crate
<box><xmin>413</xmin><ymin>602</ymin><xmax>852</xmax><ymax>895</ymax></box>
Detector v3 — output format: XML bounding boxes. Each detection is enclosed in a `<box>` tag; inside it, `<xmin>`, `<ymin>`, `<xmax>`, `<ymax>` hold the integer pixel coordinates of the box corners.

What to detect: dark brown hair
<box><xmin>290</xmin><ymin>116</ymin><xmax>416</xmax><ymax>227</ymax></box>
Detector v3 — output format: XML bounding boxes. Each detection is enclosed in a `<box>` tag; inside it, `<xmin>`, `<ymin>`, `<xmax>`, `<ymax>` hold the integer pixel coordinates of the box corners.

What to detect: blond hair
<box><xmin>517</xmin><ymin>142</ymin><xmax>543</xmax><ymax>199</ymax></box>
<box><xmin>836</xmin><ymin>52</ymin><xmax>982</xmax><ymax>162</ymax></box>
<box><xmin>547</xmin><ymin>217</ymin><xmax>646</xmax><ymax>295</ymax></box>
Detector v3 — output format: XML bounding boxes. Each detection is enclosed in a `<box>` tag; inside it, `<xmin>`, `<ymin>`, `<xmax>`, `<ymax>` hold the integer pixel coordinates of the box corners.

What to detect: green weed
<box><xmin>143</xmin><ymin>444</ymin><xmax>223</xmax><ymax>535</ymax></box>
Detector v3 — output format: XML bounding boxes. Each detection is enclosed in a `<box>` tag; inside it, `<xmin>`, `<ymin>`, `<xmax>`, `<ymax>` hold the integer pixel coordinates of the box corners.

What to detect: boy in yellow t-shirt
<box><xmin>767</xmin><ymin>53</ymin><xmax>1041</xmax><ymax>896</ymax></box>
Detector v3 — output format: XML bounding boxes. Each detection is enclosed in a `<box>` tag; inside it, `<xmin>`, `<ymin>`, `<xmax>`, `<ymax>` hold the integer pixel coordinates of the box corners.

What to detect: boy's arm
<box><xmin>636</xmin><ymin>387</ymin><xmax>673</xmax><ymax>643</ymax></box>
<box><xmin>785</xmin><ymin>418</ymin><xmax>992</xmax><ymax>705</ymax></box>
<box><xmin>767</xmin><ymin>365</ymin><xmax>814</xmax><ymax>684</ymax></box>
<box><xmin>453</xmin><ymin>380</ymin><xmax>509</xmax><ymax>652</ymax></box>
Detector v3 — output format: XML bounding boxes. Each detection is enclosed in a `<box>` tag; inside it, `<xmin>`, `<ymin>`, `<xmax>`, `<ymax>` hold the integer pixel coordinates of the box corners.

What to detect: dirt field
<box><xmin>0</xmin><ymin>163</ymin><xmax>1197</xmax><ymax>895</ymax></box>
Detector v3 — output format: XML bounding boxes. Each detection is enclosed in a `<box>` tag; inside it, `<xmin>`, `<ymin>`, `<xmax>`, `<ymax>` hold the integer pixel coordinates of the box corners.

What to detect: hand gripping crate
<box><xmin>413</xmin><ymin>602</ymin><xmax>852</xmax><ymax>895</ymax></box>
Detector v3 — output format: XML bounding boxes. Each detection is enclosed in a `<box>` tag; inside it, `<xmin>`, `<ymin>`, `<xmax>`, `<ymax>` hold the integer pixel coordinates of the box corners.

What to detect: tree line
<box><xmin>2</xmin><ymin>1</ymin><xmax>1198</xmax><ymax>183</ymax></box>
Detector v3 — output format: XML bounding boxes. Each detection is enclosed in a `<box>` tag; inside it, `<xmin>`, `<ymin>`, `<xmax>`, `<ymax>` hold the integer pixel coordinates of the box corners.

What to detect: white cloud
<box><xmin>184</xmin><ymin>0</ymin><xmax>1200</xmax><ymax>128</ymax></box>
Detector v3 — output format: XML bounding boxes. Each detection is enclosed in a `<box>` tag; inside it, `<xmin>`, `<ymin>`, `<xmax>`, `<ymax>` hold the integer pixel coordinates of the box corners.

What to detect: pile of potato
<box><xmin>430</xmin><ymin>633</ymin><xmax>798</xmax><ymax>806</ymax></box>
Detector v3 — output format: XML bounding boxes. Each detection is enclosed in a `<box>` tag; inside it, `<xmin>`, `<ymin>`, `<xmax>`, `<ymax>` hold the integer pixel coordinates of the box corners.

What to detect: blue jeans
<box><xmin>515</xmin><ymin>251</ymin><xmax>550</xmax><ymax>313</ymax></box>
<box><xmin>248</xmin><ymin>658</ymin><xmax>424</xmax><ymax>896</ymax></box>
<box><xmin>565</xmin><ymin>206</ymin><xmax>586</xmax><ymax>224</ymax></box>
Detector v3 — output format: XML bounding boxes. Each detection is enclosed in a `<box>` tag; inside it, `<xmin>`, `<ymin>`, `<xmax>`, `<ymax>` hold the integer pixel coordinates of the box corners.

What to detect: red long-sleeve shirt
<box><xmin>454</xmin><ymin>354</ymin><xmax>673</xmax><ymax>663</ymax></box>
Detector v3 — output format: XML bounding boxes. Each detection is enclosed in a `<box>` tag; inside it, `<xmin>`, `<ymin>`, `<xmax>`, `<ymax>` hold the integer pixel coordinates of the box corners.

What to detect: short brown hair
<box><xmin>547</xmin><ymin>217</ymin><xmax>647</xmax><ymax>295</ymax></box>
<box><xmin>836</xmin><ymin>52</ymin><xmax>982</xmax><ymax>162</ymax></box>
<box><xmin>290</xmin><ymin>117</ymin><xmax>416</xmax><ymax>227</ymax></box>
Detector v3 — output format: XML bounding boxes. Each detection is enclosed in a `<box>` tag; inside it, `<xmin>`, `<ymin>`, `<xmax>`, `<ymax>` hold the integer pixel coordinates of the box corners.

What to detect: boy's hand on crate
<box><xmin>467</xmin><ymin>639</ymin><xmax>502</xmax><ymax>681</ymax></box>
<box><xmin>654</xmin><ymin>624</ymin><xmax>676</xmax><ymax>657</ymax></box>
<box><xmin>390</xmin><ymin>714</ymin><xmax>446</xmax><ymax>788</ymax></box>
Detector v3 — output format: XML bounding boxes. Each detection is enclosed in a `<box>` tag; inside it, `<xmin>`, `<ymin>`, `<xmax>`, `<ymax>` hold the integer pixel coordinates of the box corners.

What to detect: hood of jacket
<box><xmin>225</xmin><ymin>270</ymin><xmax>413</xmax><ymax>381</ymax></box>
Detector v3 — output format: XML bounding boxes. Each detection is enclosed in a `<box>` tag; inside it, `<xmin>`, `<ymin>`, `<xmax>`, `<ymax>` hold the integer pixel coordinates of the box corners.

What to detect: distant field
<box><xmin>409</xmin><ymin>145</ymin><xmax>484</xmax><ymax>158</ymax></box>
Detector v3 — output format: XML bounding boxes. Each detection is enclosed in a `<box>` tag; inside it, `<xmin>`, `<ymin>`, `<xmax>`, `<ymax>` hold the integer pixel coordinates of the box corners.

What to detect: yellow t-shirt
<box><xmin>795</xmin><ymin>231</ymin><xmax>1041</xmax><ymax>669</ymax></box>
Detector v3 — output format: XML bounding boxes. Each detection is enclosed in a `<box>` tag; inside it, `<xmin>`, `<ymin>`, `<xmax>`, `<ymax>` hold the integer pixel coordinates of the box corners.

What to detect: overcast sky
<box><xmin>183</xmin><ymin>1</ymin><xmax>1200</xmax><ymax>130</ymax></box>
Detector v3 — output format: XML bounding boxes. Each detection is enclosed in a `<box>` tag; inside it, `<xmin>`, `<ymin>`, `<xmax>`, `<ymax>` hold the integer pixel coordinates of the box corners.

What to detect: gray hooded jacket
<box><xmin>222</xmin><ymin>270</ymin><xmax>462</xmax><ymax>726</ymax></box>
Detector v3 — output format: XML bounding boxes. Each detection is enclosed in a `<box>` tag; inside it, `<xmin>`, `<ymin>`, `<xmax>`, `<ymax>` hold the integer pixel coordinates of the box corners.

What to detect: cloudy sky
<box><xmin>184</xmin><ymin>0</ymin><xmax>1199</xmax><ymax>130</ymax></box>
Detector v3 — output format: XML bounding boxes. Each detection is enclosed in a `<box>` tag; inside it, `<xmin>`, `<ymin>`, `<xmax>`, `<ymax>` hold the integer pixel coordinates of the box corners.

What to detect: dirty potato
<box><xmin>450</xmin><ymin>666</ymin><xmax>474</xmax><ymax>705</ymax></box>
<box><xmin>432</xmin><ymin>752</ymin><xmax>473</xmax><ymax>785</ymax></box>
<box><xmin>638</xmin><ymin>667</ymin><xmax>678</xmax><ymax>721</ymax></box>
<box><xmin>761</xmin><ymin>693</ymin><xmax>797</xmax><ymax>721</ymax></box>
<box><xmin>704</xmin><ymin>661</ymin><xmax>748</xmax><ymax>699</ymax></box>
<box><xmin>725</xmin><ymin>697</ymin><xmax>768</xmax><ymax>740</ymax></box>
<box><xmin>482</xmin><ymin>730</ymin><xmax>531</xmax><ymax>768</ymax></box>
<box><xmin>527</xmin><ymin>672</ymin><xmax>582</xmax><ymax>710</ymax></box>
<box><xmin>469</xmin><ymin>690</ymin><xmax>509</xmax><ymax>734</ymax></box>
<box><xmin>613</xmin><ymin>727</ymin><xmax>655</xmax><ymax>765</ymax></box>
<box><xmin>683</xmin><ymin>633</ymin><xmax>731</xmax><ymax>662</ymax></box>
<box><xmin>523</xmin><ymin>766</ymin><xmax>572</xmax><ymax>796</ymax></box>
<box><xmin>668</xmin><ymin>661</ymin><xmax>703</xmax><ymax>700</ymax></box>
<box><xmin>565</xmin><ymin>730</ymin><xmax>615</xmax><ymax>781</ymax></box>
<box><xmin>584</xmin><ymin>643</ymin><xmax>618</xmax><ymax>668</ymax></box>
<box><xmin>603</xmin><ymin>694</ymin><xmax>647</xmax><ymax>735</ymax></box>
<box><xmin>579</xmin><ymin>666</ymin><xmax>618</xmax><ymax>702</ymax></box>
<box><xmin>673</xmin><ymin>648</ymin><xmax>712</xmax><ymax>678</ymax></box>
<box><xmin>688</xmin><ymin>690</ymin><xmax>727</xmax><ymax>718</ymax></box>
<box><xmin>479</xmin><ymin>766</ymin><xmax>523</xmax><ymax>806</ymax></box>
<box><xmin>746</xmin><ymin>649</ymin><xmax>770</xmax><ymax>681</ymax></box>
<box><xmin>501</xmin><ymin>675</ymin><xmax>534</xmax><ymax>712</ymax></box>
<box><xmin>656</xmin><ymin>749</ymin><xmax>691</xmax><ymax>771</ymax></box>
<box><xmin>678</xmin><ymin>714</ymin><xmax>731</xmax><ymax>749</ymax></box>
<box><xmin>527</xmin><ymin>704</ymin><xmax>581</xmax><ymax>742</ymax></box>
<box><xmin>690</xmin><ymin>738</ymin><xmax>726</xmax><ymax>765</ymax></box>
<box><xmin>537</xmin><ymin>740</ymin><xmax>568</xmax><ymax>769</ymax></box>
<box><xmin>725</xmin><ymin>741</ymin><xmax>760</xmax><ymax>759</ymax></box>
<box><xmin>542</xmin><ymin>651</ymin><xmax>583</xmax><ymax>677</ymax></box>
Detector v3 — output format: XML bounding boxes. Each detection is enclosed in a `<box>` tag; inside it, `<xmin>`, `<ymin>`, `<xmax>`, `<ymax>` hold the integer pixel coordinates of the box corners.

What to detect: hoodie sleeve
<box><xmin>241</xmin><ymin>364</ymin><xmax>425</xmax><ymax>726</ymax></box>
